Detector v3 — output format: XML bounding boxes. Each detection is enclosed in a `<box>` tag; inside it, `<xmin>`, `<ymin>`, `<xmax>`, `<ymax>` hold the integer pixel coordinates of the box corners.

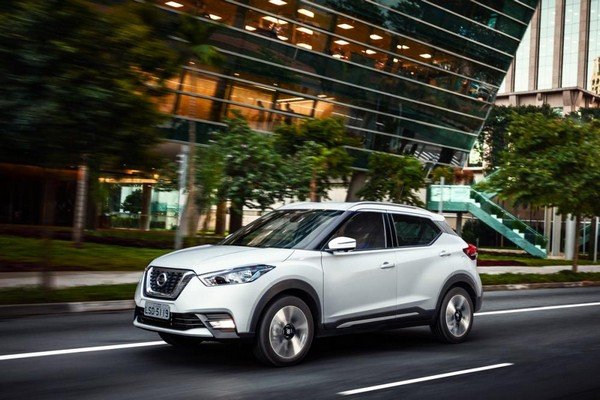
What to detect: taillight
<box><xmin>463</xmin><ymin>244</ymin><xmax>478</xmax><ymax>260</ymax></box>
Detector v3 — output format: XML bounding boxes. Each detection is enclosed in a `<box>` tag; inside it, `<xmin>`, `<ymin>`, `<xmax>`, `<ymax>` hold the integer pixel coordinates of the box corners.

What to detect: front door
<box><xmin>321</xmin><ymin>211</ymin><xmax>397</xmax><ymax>328</ymax></box>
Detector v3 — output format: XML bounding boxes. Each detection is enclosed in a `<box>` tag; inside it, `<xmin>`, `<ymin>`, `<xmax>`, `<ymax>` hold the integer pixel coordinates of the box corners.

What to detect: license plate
<box><xmin>144</xmin><ymin>301</ymin><xmax>170</xmax><ymax>320</ymax></box>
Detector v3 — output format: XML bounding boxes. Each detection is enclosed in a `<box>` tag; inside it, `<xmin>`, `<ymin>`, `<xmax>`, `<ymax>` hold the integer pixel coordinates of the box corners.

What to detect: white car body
<box><xmin>134</xmin><ymin>202</ymin><xmax>482</xmax><ymax>364</ymax></box>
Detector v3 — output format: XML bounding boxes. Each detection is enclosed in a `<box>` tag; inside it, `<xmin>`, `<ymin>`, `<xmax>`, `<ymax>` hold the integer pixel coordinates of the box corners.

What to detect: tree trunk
<box><xmin>185</xmin><ymin>120</ymin><xmax>199</xmax><ymax>236</ymax></box>
<box><xmin>215</xmin><ymin>201</ymin><xmax>227</xmax><ymax>235</ymax></box>
<box><xmin>229</xmin><ymin>198</ymin><xmax>244</xmax><ymax>233</ymax></box>
<box><xmin>309</xmin><ymin>170</ymin><xmax>318</xmax><ymax>202</ymax></box>
<box><xmin>572</xmin><ymin>215</ymin><xmax>580</xmax><ymax>273</ymax></box>
<box><xmin>72</xmin><ymin>161</ymin><xmax>88</xmax><ymax>247</ymax></box>
<box><xmin>140</xmin><ymin>183</ymin><xmax>152</xmax><ymax>231</ymax></box>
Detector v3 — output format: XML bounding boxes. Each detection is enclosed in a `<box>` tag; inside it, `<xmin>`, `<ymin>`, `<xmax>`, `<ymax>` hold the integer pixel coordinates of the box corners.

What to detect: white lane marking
<box><xmin>0</xmin><ymin>341</ymin><xmax>166</xmax><ymax>361</ymax></box>
<box><xmin>338</xmin><ymin>363</ymin><xmax>513</xmax><ymax>396</ymax></box>
<box><xmin>475</xmin><ymin>301</ymin><xmax>600</xmax><ymax>316</ymax></box>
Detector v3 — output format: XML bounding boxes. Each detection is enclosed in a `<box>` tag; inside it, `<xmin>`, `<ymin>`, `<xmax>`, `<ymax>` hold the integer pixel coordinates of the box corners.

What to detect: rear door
<box><xmin>389</xmin><ymin>213</ymin><xmax>454</xmax><ymax>312</ymax></box>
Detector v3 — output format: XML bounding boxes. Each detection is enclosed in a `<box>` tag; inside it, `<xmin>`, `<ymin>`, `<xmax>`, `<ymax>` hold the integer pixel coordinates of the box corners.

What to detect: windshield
<box><xmin>221</xmin><ymin>209</ymin><xmax>344</xmax><ymax>249</ymax></box>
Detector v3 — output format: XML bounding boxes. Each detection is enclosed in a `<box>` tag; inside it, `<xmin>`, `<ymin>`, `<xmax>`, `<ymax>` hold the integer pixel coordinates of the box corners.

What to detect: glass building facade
<box><xmin>155</xmin><ymin>0</ymin><xmax>537</xmax><ymax>167</ymax></box>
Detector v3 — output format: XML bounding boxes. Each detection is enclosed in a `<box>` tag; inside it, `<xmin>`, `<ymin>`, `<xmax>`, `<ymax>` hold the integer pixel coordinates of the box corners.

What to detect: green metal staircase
<box><xmin>427</xmin><ymin>185</ymin><xmax>548</xmax><ymax>258</ymax></box>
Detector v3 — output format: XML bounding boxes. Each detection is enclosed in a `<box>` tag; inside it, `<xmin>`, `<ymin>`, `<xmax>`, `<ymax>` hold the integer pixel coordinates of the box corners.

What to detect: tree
<box><xmin>431</xmin><ymin>166</ymin><xmax>455</xmax><ymax>184</ymax></box>
<box><xmin>207</xmin><ymin>114</ymin><xmax>287</xmax><ymax>233</ymax></box>
<box><xmin>477</xmin><ymin>104</ymin><xmax>559</xmax><ymax>172</ymax></box>
<box><xmin>358</xmin><ymin>152</ymin><xmax>426</xmax><ymax>206</ymax></box>
<box><xmin>482</xmin><ymin>113</ymin><xmax>600</xmax><ymax>271</ymax></box>
<box><xmin>122</xmin><ymin>189</ymin><xmax>143</xmax><ymax>214</ymax></box>
<box><xmin>0</xmin><ymin>0</ymin><xmax>179</xmax><ymax>245</ymax></box>
<box><xmin>170</xmin><ymin>15</ymin><xmax>223</xmax><ymax>240</ymax></box>
<box><xmin>275</xmin><ymin>117</ymin><xmax>354</xmax><ymax>201</ymax></box>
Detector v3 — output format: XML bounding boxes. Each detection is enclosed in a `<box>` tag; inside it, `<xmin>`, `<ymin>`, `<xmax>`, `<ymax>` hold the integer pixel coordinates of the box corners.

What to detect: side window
<box><xmin>391</xmin><ymin>214</ymin><xmax>441</xmax><ymax>246</ymax></box>
<box><xmin>332</xmin><ymin>212</ymin><xmax>386</xmax><ymax>250</ymax></box>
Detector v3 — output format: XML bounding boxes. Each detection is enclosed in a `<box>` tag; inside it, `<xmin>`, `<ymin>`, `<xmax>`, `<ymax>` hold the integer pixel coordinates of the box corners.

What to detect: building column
<box><xmin>577</xmin><ymin>0</ymin><xmax>591</xmax><ymax>88</ymax></box>
<box><xmin>564</xmin><ymin>214</ymin><xmax>576</xmax><ymax>260</ymax></box>
<box><xmin>456</xmin><ymin>212</ymin><xmax>463</xmax><ymax>237</ymax></box>
<box><xmin>551</xmin><ymin>209</ymin><xmax>562</xmax><ymax>256</ymax></box>
<box><xmin>552</xmin><ymin>0</ymin><xmax>566</xmax><ymax>88</ymax></box>
<box><xmin>529</xmin><ymin>5</ymin><xmax>542</xmax><ymax>91</ymax></box>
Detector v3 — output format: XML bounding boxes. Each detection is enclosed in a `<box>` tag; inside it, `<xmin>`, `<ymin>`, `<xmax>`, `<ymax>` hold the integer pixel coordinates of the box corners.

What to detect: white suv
<box><xmin>134</xmin><ymin>202</ymin><xmax>482</xmax><ymax>366</ymax></box>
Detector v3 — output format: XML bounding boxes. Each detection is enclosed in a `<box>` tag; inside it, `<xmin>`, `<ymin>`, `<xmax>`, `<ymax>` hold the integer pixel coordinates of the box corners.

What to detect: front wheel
<box><xmin>431</xmin><ymin>287</ymin><xmax>474</xmax><ymax>343</ymax></box>
<box><xmin>253</xmin><ymin>296</ymin><xmax>314</xmax><ymax>366</ymax></box>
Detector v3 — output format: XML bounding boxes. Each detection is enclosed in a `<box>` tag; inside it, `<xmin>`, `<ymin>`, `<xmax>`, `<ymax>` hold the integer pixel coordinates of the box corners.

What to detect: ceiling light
<box><xmin>393</xmin><ymin>58</ymin><xmax>399</xmax><ymax>62</ymax></box>
<box><xmin>262</xmin><ymin>16</ymin><xmax>288</xmax><ymax>25</ymax></box>
<box><xmin>269</xmin><ymin>0</ymin><xmax>287</xmax><ymax>5</ymax></box>
<box><xmin>165</xmin><ymin>1</ymin><xmax>183</xmax><ymax>7</ymax></box>
<box><xmin>297</xmin><ymin>43</ymin><xmax>313</xmax><ymax>50</ymax></box>
<box><xmin>365</xmin><ymin>49</ymin><xmax>377</xmax><ymax>55</ymax></box>
<box><xmin>397</xmin><ymin>44</ymin><xmax>410</xmax><ymax>50</ymax></box>
<box><xmin>332</xmin><ymin>54</ymin><xmax>343</xmax><ymax>59</ymax></box>
<box><xmin>337</xmin><ymin>23</ymin><xmax>354</xmax><ymax>30</ymax></box>
<box><xmin>297</xmin><ymin>27</ymin><xmax>313</xmax><ymax>35</ymax></box>
<box><xmin>419</xmin><ymin>53</ymin><xmax>432</xmax><ymax>59</ymax></box>
<box><xmin>318</xmin><ymin>94</ymin><xmax>327</xmax><ymax>98</ymax></box>
<box><xmin>298</xmin><ymin>8</ymin><xmax>314</xmax><ymax>18</ymax></box>
<box><xmin>245</xmin><ymin>25</ymin><xmax>257</xmax><ymax>31</ymax></box>
<box><xmin>334</xmin><ymin>39</ymin><xmax>349</xmax><ymax>45</ymax></box>
<box><xmin>277</xmin><ymin>35</ymin><xmax>289</xmax><ymax>41</ymax></box>
<box><xmin>370</xmin><ymin>34</ymin><xmax>383</xmax><ymax>40</ymax></box>
<box><xmin>208</xmin><ymin>14</ymin><xmax>222</xmax><ymax>20</ymax></box>
<box><xmin>234</xmin><ymin>73</ymin><xmax>240</xmax><ymax>76</ymax></box>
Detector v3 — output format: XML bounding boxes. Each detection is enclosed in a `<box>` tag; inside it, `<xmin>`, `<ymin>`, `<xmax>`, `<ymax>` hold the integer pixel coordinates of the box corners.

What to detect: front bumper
<box><xmin>133</xmin><ymin>307</ymin><xmax>240</xmax><ymax>339</ymax></box>
<box><xmin>134</xmin><ymin>273</ymin><xmax>268</xmax><ymax>339</ymax></box>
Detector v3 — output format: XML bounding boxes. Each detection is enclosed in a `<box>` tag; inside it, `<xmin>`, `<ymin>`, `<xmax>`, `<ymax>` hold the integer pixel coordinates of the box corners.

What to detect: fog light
<box><xmin>208</xmin><ymin>319</ymin><xmax>236</xmax><ymax>330</ymax></box>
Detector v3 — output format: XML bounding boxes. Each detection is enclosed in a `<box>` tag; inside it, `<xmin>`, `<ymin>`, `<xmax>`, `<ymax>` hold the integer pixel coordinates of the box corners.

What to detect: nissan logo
<box><xmin>156</xmin><ymin>272</ymin><xmax>168</xmax><ymax>287</ymax></box>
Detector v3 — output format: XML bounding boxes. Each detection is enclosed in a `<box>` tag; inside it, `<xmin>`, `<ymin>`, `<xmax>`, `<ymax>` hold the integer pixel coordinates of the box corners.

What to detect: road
<box><xmin>1</xmin><ymin>287</ymin><xmax>600</xmax><ymax>399</ymax></box>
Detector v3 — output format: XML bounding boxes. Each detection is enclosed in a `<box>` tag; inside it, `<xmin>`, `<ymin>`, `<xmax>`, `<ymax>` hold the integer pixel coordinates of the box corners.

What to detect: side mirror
<box><xmin>327</xmin><ymin>236</ymin><xmax>356</xmax><ymax>252</ymax></box>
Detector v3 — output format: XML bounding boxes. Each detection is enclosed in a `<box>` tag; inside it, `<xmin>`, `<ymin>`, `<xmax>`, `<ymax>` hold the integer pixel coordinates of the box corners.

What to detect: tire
<box><xmin>431</xmin><ymin>287</ymin><xmax>474</xmax><ymax>344</ymax></box>
<box><xmin>253</xmin><ymin>296</ymin><xmax>314</xmax><ymax>367</ymax></box>
<box><xmin>159</xmin><ymin>332</ymin><xmax>203</xmax><ymax>347</ymax></box>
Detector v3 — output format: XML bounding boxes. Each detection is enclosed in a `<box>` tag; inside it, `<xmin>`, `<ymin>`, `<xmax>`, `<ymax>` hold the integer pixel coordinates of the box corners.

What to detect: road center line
<box><xmin>475</xmin><ymin>301</ymin><xmax>600</xmax><ymax>316</ymax></box>
<box><xmin>0</xmin><ymin>341</ymin><xmax>166</xmax><ymax>361</ymax></box>
<box><xmin>338</xmin><ymin>363</ymin><xmax>513</xmax><ymax>396</ymax></box>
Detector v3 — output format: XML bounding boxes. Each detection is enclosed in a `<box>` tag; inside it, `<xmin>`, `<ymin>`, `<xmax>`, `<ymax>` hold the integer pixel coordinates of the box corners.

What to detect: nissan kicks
<box><xmin>134</xmin><ymin>202</ymin><xmax>482</xmax><ymax>366</ymax></box>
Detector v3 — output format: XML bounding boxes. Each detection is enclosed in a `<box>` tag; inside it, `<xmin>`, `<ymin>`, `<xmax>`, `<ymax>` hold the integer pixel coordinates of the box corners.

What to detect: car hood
<box><xmin>149</xmin><ymin>245</ymin><xmax>296</xmax><ymax>275</ymax></box>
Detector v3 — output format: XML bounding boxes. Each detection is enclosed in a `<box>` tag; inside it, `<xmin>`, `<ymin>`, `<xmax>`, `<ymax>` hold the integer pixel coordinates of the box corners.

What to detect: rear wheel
<box><xmin>159</xmin><ymin>332</ymin><xmax>203</xmax><ymax>347</ymax></box>
<box><xmin>431</xmin><ymin>287</ymin><xmax>473</xmax><ymax>343</ymax></box>
<box><xmin>253</xmin><ymin>296</ymin><xmax>314</xmax><ymax>366</ymax></box>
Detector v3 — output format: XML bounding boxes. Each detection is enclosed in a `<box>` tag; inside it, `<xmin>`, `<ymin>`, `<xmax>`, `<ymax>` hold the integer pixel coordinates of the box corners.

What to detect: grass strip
<box><xmin>480</xmin><ymin>271</ymin><xmax>600</xmax><ymax>285</ymax></box>
<box><xmin>0</xmin><ymin>283</ymin><xmax>137</xmax><ymax>305</ymax></box>
<box><xmin>0</xmin><ymin>235</ymin><xmax>169</xmax><ymax>271</ymax></box>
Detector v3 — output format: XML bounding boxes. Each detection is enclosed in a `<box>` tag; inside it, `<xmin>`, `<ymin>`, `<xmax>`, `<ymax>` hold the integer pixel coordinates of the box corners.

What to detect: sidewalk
<box><xmin>1</xmin><ymin>266</ymin><xmax>600</xmax><ymax>289</ymax></box>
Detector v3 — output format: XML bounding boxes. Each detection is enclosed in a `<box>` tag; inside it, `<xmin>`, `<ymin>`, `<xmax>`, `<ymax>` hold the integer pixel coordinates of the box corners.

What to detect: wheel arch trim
<box><xmin>247</xmin><ymin>279</ymin><xmax>322</xmax><ymax>336</ymax></box>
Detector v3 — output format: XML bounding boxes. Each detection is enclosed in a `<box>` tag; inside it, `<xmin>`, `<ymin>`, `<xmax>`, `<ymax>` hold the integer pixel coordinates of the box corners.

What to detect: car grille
<box><xmin>135</xmin><ymin>307</ymin><xmax>205</xmax><ymax>331</ymax></box>
<box><xmin>144</xmin><ymin>266</ymin><xmax>194</xmax><ymax>300</ymax></box>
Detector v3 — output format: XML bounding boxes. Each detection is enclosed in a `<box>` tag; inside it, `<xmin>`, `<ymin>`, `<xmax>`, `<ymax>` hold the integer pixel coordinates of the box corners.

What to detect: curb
<box><xmin>2</xmin><ymin>282</ymin><xmax>600</xmax><ymax>318</ymax></box>
<box><xmin>483</xmin><ymin>281</ymin><xmax>600</xmax><ymax>291</ymax></box>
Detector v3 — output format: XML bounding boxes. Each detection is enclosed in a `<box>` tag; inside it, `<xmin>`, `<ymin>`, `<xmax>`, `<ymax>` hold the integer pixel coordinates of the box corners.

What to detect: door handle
<box><xmin>380</xmin><ymin>261</ymin><xmax>396</xmax><ymax>269</ymax></box>
<box><xmin>439</xmin><ymin>250</ymin><xmax>452</xmax><ymax>257</ymax></box>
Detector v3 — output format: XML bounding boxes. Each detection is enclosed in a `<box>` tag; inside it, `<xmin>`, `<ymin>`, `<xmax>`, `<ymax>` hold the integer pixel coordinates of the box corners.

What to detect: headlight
<box><xmin>199</xmin><ymin>265</ymin><xmax>275</xmax><ymax>286</ymax></box>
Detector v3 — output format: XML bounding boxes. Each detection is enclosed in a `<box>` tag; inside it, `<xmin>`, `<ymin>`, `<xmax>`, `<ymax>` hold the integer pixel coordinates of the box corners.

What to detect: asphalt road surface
<box><xmin>1</xmin><ymin>287</ymin><xmax>600</xmax><ymax>399</ymax></box>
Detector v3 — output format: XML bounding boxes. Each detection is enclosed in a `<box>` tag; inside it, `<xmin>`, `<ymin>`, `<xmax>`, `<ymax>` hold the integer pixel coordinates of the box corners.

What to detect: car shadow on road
<box><xmin>134</xmin><ymin>326</ymin><xmax>472</xmax><ymax>369</ymax></box>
